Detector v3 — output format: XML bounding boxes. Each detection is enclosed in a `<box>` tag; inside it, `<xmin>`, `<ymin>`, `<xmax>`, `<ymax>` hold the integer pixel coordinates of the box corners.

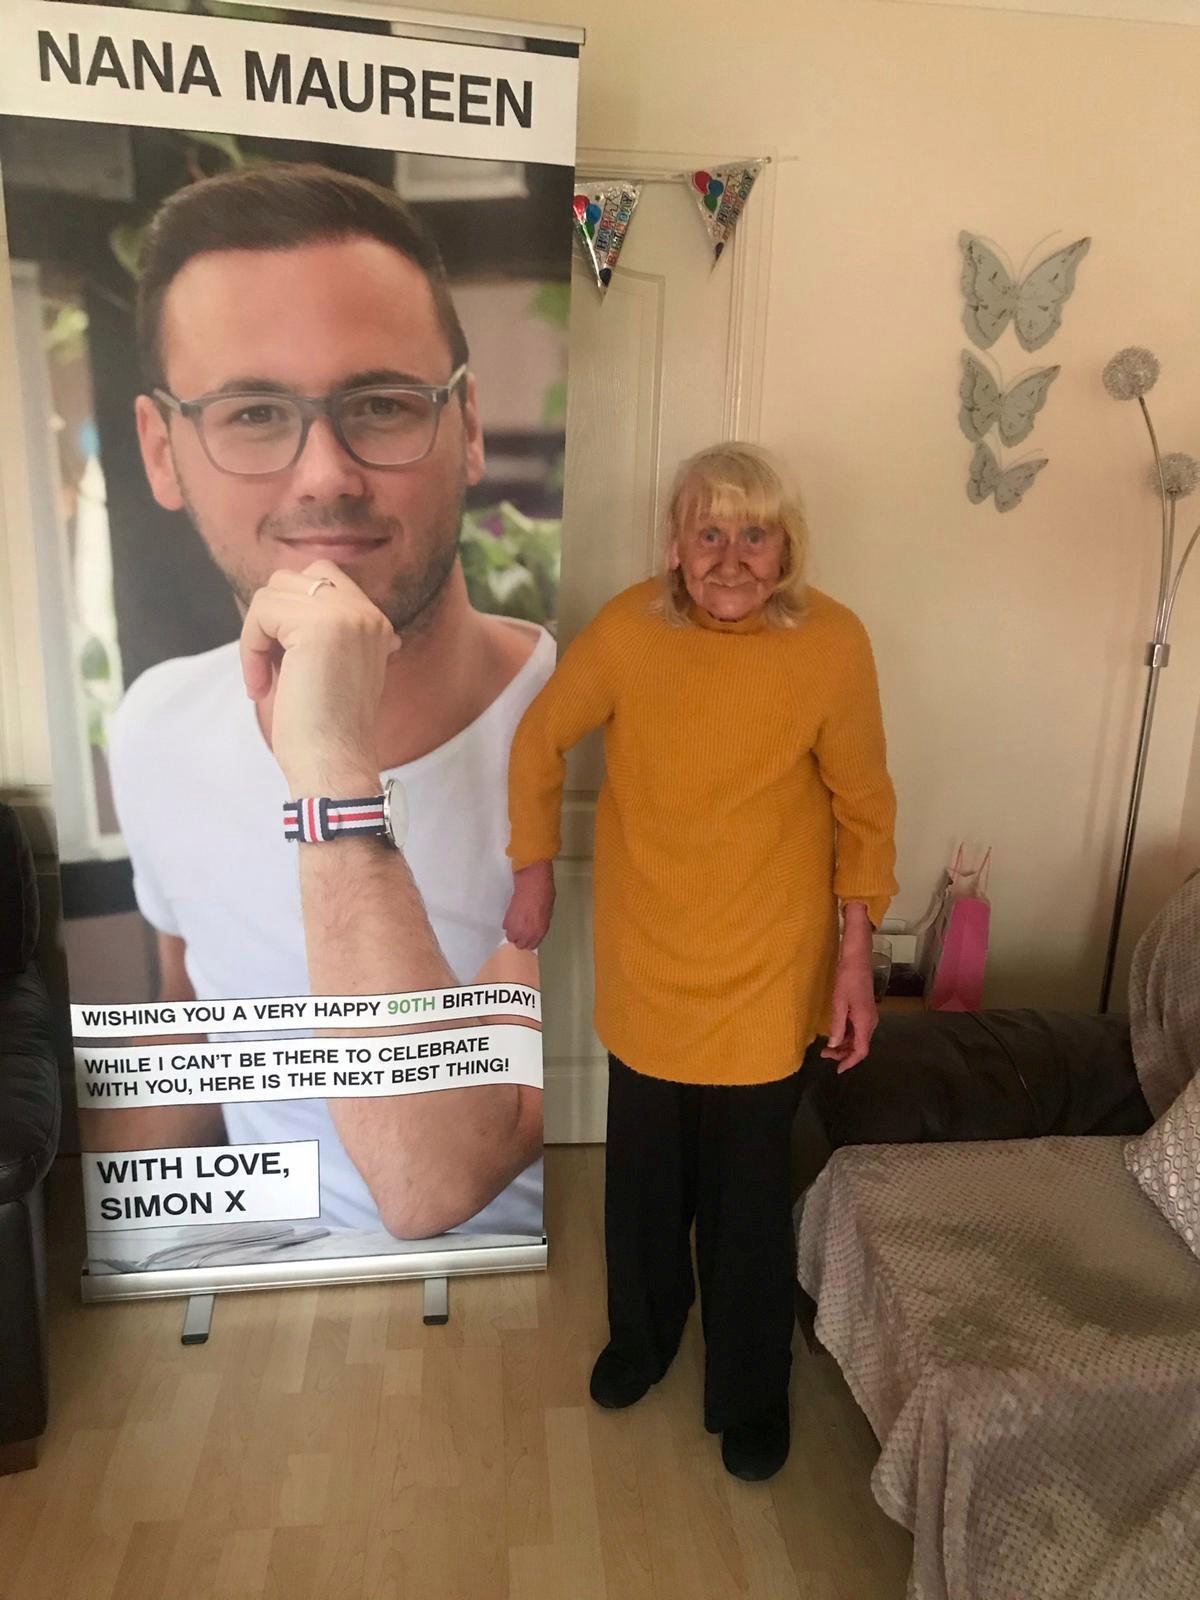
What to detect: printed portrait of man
<box><xmin>80</xmin><ymin>162</ymin><xmax>551</xmax><ymax>1250</ymax></box>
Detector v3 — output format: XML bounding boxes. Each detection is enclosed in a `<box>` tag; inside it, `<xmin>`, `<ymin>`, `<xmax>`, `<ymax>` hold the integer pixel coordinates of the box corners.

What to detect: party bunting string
<box><xmin>571</xmin><ymin>156</ymin><xmax>768</xmax><ymax>294</ymax></box>
<box><xmin>572</xmin><ymin>181</ymin><xmax>642</xmax><ymax>296</ymax></box>
<box><xmin>687</xmin><ymin>161</ymin><xmax>763</xmax><ymax>263</ymax></box>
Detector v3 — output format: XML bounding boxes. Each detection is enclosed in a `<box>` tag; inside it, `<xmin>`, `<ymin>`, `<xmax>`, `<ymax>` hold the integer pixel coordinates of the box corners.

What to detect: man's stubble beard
<box><xmin>178</xmin><ymin>478</ymin><xmax>465</xmax><ymax>639</ymax></box>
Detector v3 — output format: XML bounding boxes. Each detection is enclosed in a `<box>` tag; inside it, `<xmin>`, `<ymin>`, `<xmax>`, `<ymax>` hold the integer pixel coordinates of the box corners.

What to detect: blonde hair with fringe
<box><xmin>658</xmin><ymin>442</ymin><xmax>809</xmax><ymax>627</ymax></box>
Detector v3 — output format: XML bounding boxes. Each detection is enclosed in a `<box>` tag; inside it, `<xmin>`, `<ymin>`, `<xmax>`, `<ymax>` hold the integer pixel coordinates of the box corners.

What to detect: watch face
<box><xmin>382</xmin><ymin>779</ymin><xmax>408</xmax><ymax>851</ymax></box>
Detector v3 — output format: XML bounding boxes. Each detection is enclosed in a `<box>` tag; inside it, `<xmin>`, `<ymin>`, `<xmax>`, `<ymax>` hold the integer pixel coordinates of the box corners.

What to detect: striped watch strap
<box><xmin>283</xmin><ymin>794</ymin><xmax>386</xmax><ymax>845</ymax></box>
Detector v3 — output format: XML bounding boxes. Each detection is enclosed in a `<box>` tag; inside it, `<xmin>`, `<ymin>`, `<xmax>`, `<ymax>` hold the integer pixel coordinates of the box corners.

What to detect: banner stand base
<box><xmin>181</xmin><ymin>1293</ymin><xmax>215</xmax><ymax>1345</ymax></box>
<box><xmin>422</xmin><ymin>1276</ymin><xmax>449</xmax><ymax>1325</ymax></box>
<box><xmin>81</xmin><ymin>1238</ymin><xmax>547</xmax><ymax>1307</ymax></box>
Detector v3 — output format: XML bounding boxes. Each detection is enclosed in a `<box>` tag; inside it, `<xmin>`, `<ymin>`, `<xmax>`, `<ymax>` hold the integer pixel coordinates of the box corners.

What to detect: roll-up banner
<box><xmin>0</xmin><ymin>0</ymin><xmax>580</xmax><ymax>1300</ymax></box>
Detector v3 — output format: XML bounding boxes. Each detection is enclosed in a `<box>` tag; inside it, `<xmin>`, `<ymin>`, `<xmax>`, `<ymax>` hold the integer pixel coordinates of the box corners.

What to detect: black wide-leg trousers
<box><xmin>603</xmin><ymin>1050</ymin><xmax>813</xmax><ymax>1433</ymax></box>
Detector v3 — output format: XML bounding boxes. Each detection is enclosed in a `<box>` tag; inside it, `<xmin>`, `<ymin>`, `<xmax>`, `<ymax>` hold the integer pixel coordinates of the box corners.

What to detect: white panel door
<box><xmin>540</xmin><ymin>148</ymin><xmax>774</xmax><ymax>1142</ymax></box>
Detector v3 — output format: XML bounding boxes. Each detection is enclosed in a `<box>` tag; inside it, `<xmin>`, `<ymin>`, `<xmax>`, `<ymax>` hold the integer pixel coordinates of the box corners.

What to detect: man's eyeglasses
<box><xmin>151</xmin><ymin>365</ymin><xmax>469</xmax><ymax>477</ymax></box>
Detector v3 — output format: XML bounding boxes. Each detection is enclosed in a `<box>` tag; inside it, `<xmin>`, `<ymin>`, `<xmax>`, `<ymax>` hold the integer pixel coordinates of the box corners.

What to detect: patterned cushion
<box><xmin>1130</xmin><ymin>871</ymin><xmax>1200</xmax><ymax>1117</ymax></box>
<box><xmin>1125</xmin><ymin>1075</ymin><xmax>1200</xmax><ymax>1260</ymax></box>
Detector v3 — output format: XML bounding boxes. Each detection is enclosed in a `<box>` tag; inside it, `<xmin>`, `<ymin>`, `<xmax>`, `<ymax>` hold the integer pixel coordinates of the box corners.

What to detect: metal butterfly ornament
<box><xmin>958</xmin><ymin>352</ymin><xmax>1060</xmax><ymax>447</ymax></box>
<box><xmin>959</xmin><ymin>232</ymin><xmax>1090</xmax><ymax>353</ymax></box>
<box><xmin>966</xmin><ymin>441</ymin><xmax>1048</xmax><ymax>513</ymax></box>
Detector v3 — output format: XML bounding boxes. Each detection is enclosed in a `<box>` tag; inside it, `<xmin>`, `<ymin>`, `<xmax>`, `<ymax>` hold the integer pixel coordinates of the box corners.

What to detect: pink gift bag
<box><xmin>922</xmin><ymin>845</ymin><xmax>992</xmax><ymax>1012</ymax></box>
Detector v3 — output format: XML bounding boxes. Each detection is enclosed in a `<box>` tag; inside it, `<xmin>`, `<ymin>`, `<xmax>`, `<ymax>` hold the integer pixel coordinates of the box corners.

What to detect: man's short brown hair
<box><xmin>135</xmin><ymin>162</ymin><xmax>469</xmax><ymax>388</ymax></box>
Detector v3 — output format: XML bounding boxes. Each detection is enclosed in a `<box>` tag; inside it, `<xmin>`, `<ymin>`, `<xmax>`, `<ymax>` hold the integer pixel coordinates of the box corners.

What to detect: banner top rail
<box><xmin>203</xmin><ymin>0</ymin><xmax>585</xmax><ymax>50</ymax></box>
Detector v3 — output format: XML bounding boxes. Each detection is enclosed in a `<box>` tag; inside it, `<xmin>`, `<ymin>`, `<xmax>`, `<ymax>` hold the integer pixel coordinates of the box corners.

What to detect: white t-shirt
<box><xmin>108</xmin><ymin>620</ymin><xmax>555</xmax><ymax>1239</ymax></box>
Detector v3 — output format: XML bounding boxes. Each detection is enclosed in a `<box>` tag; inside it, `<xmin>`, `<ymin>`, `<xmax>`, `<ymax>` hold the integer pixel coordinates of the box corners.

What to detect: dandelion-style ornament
<box><xmin>1102</xmin><ymin>346</ymin><xmax>1160</xmax><ymax>402</ymax></box>
<box><xmin>1152</xmin><ymin>453</ymin><xmax>1200</xmax><ymax>500</ymax></box>
<box><xmin>1099</xmin><ymin>347</ymin><xmax>1200</xmax><ymax>1010</ymax></box>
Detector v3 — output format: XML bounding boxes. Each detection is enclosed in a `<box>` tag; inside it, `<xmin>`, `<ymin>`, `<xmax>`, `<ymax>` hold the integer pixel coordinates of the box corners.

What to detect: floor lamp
<box><xmin>1099</xmin><ymin>347</ymin><xmax>1199</xmax><ymax>1013</ymax></box>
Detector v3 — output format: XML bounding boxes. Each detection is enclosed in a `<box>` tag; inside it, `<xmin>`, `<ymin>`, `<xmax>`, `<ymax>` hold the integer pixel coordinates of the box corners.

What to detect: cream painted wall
<box><xmin>883</xmin><ymin>0</ymin><xmax>1200</xmax><ymax>24</ymax></box>
<box><xmin>3</xmin><ymin>0</ymin><xmax>1200</xmax><ymax>1011</ymax></box>
<box><xmin>427</xmin><ymin>0</ymin><xmax>1200</xmax><ymax>1007</ymax></box>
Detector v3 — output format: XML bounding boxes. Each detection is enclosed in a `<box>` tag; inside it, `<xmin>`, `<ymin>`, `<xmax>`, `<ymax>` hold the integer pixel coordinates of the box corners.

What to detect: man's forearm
<box><xmin>298</xmin><ymin>833</ymin><xmax>539</xmax><ymax>1237</ymax></box>
<box><xmin>80</xmin><ymin>1098</ymin><xmax>226</xmax><ymax>1151</ymax></box>
<box><xmin>252</xmin><ymin>565</ymin><xmax>543</xmax><ymax>1239</ymax></box>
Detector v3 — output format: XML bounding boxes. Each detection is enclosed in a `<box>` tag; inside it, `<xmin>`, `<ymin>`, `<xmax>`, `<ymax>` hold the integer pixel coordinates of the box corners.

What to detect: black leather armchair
<box><xmin>0</xmin><ymin>802</ymin><xmax>61</xmax><ymax>1474</ymax></box>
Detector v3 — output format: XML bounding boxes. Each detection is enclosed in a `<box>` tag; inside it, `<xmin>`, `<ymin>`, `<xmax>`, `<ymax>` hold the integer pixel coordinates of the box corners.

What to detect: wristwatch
<box><xmin>283</xmin><ymin>778</ymin><xmax>407</xmax><ymax>849</ymax></box>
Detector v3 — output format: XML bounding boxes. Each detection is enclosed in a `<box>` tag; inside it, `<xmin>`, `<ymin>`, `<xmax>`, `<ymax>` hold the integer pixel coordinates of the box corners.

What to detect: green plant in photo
<box><xmin>530</xmin><ymin>281</ymin><xmax>570</xmax><ymax>487</ymax></box>
<box><xmin>79</xmin><ymin>635</ymin><xmax>115</xmax><ymax>747</ymax></box>
<box><xmin>460</xmin><ymin>502</ymin><xmax>561</xmax><ymax>629</ymax></box>
<box><xmin>110</xmin><ymin>128</ymin><xmax>250</xmax><ymax>279</ymax></box>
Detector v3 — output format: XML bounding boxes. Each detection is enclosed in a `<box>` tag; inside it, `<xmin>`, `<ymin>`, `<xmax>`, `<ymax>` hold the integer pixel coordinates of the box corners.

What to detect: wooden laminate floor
<box><xmin>0</xmin><ymin>1147</ymin><xmax>911</xmax><ymax>1600</ymax></box>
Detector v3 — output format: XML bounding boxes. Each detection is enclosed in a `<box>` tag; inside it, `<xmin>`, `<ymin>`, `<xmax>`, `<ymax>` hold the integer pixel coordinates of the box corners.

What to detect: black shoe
<box><xmin>589</xmin><ymin>1344</ymin><xmax>658</xmax><ymax>1410</ymax></box>
<box><xmin>720</xmin><ymin>1401</ymin><xmax>790</xmax><ymax>1481</ymax></box>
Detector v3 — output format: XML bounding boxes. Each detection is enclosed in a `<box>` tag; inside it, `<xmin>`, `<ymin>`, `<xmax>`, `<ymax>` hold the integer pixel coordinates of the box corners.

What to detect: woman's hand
<box><xmin>820</xmin><ymin>901</ymin><xmax>878</xmax><ymax>1073</ymax></box>
<box><xmin>503</xmin><ymin>860</ymin><xmax>556</xmax><ymax>950</ymax></box>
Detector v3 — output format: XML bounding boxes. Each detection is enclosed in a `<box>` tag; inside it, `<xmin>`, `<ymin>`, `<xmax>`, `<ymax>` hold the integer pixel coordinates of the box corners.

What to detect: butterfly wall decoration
<box><xmin>959</xmin><ymin>233</ymin><xmax>1090</xmax><ymax>352</ymax></box>
<box><xmin>958</xmin><ymin>352</ymin><xmax>1060</xmax><ymax>447</ymax></box>
<box><xmin>966</xmin><ymin>441</ymin><xmax>1047</xmax><ymax>513</ymax></box>
<box><xmin>957</xmin><ymin>231</ymin><xmax>1089</xmax><ymax>513</ymax></box>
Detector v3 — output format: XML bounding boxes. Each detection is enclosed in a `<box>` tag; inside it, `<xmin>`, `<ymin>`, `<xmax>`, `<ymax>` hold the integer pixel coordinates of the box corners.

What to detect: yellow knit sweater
<box><xmin>507</xmin><ymin>579</ymin><xmax>898</xmax><ymax>1085</ymax></box>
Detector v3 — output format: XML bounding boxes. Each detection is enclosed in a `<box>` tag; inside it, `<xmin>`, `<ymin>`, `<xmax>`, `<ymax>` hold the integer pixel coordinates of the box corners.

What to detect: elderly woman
<box><xmin>503</xmin><ymin>443</ymin><xmax>897</xmax><ymax>1480</ymax></box>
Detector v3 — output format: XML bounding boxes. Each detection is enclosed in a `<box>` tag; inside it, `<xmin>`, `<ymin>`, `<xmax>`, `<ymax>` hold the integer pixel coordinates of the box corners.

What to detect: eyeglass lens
<box><xmin>199</xmin><ymin>389</ymin><xmax>443</xmax><ymax>473</ymax></box>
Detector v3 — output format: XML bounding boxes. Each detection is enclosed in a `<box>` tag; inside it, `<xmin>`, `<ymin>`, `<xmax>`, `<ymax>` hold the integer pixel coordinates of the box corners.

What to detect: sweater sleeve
<box><xmin>812</xmin><ymin>616</ymin><xmax>898</xmax><ymax>929</ymax></box>
<box><xmin>507</xmin><ymin>611</ymin><xmax>618</xmax><ymax>870</ymax></box>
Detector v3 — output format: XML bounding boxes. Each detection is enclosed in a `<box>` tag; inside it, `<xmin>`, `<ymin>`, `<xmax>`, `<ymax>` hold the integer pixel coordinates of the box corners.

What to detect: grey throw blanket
<box><xmin>797</xmin><ymin>1137</ymin><xmax>1200</xmax><ymax>1600</ymax></box>
<box><xmin>1130</xmin><ymin>869</ymin><xmax>1200</xmax><ymax>1117</ymax></box>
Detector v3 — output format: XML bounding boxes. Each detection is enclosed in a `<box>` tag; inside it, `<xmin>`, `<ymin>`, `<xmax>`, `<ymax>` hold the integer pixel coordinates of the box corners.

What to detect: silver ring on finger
<box><xmin>306</xmin><ymin>577</ymin><xmax>336</xmax><ymax>599</ymax></box>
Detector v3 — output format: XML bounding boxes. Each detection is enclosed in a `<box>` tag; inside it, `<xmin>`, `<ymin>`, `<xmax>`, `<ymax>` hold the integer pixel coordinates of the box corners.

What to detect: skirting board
<box><xmin>81</xmin><ymin>1238</ymin><xmax>547</xmax><ymax>1303</ymax></box>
